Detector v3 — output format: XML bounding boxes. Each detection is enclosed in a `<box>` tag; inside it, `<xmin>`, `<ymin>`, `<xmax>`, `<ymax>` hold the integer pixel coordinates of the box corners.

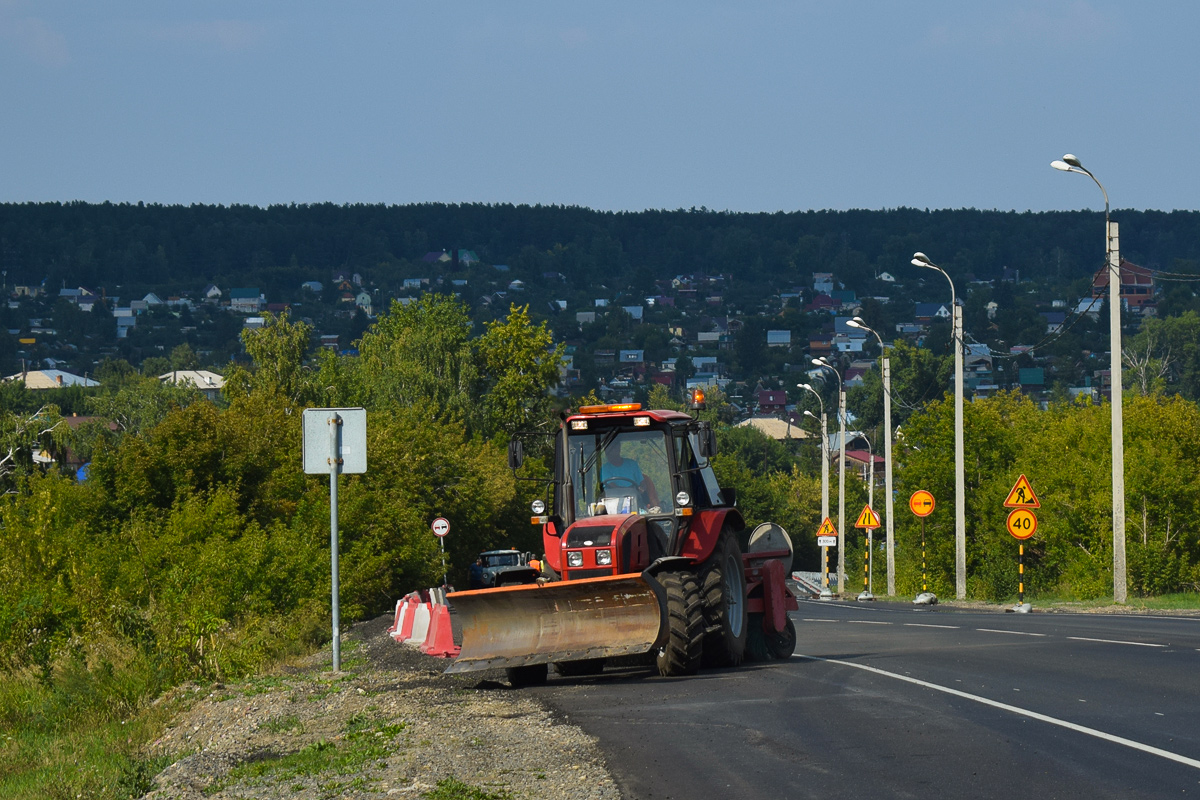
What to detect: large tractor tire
<box><xmin>655</xmin><ymin>571</ymin><xmax>704</xmax><ymax>677</ymax></box>
<box><xmin>699</xmin><ymin>531</ymin><xmax>748</xmax><ymax>667</ymax></box>
<box><xmin>505</xmin><ymin>664</ymin><xmax>548</xmax><ymax>687</ymax></box>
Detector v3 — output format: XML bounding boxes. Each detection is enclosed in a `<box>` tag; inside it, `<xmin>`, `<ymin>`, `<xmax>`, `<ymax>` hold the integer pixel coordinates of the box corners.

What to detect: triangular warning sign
<box><xmin>1003</xmin><ymin>474</ymin><xmax>1040</xmax><ymax>509</ymax></box>
<box><xmin>816</xmin><ymin>517</ymin><xmax>837</xmax><ymax>537</ymax></box>
<box><xmin>854</xmin><ymin>504</ymin><xmax>881</xmax><ymax>529</ymax></box>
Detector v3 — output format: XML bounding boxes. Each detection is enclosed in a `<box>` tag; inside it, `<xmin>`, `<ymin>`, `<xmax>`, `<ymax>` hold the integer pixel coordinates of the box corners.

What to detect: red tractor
<box><xmin>446</xmin><ymin>394</ymin><xmax>799</xmax><ymax>685</ymax></box>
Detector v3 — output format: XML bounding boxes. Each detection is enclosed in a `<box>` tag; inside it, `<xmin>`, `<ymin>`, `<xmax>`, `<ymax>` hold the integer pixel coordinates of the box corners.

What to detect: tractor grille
<box><xmin>566</xmin><ymin>568</ymin><xmax>613</xmax><ymax>580</ymax></box>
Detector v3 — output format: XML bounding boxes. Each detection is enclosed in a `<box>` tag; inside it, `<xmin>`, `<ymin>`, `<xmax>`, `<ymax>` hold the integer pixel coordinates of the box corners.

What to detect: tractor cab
<box><xmin>522</xmin><ymin>401</ymin><xmax>727</xmax><ymax>580</ymax></box>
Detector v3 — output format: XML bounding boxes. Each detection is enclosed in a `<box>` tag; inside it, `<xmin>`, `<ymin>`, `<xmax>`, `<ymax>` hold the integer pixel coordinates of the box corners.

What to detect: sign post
<box><xmin>854</xmin><ymin>505</ymin><xmax>881</xmax><ymax>600</ymax></box>
<box><xmin>816</xmin><ymin>517</ymin><xmax>837</xmax><ymax>597</ymax></box>
<box><xmin>303</xmin><ymin>408</ymin><xmax>367</xmax><ymax>672</ymax></box>
<box><xmin>909</xmin><ymin>490</ymin><xmax>935</xmax><ymax>602</ymax></box>
<box><xmin>1004</xmin><ymin>475</ymin><xmax>1040</xmax><ymax>610</ymax></box>
<box><xmin>432</xmin><ymin>516</ymin><xmax>450</xmax><ymax>587</ymax></box>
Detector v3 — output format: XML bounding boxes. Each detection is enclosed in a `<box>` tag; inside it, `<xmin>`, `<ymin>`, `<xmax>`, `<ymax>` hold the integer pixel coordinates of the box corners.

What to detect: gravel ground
<box><xmin>144</xmin><ymin>612</ymin><xmax>621</xmax><ymax>800</ymax></box>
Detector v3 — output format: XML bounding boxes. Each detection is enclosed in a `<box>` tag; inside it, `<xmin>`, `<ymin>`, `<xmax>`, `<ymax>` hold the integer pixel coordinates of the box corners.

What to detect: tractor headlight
<box><xmin>596</xmin><ymin>549</ymin><xmax>612</xmax><ymax>566</ymax></box>
<box><xmin>531</xmin><ymin>499</ymin><xmax>546</xmax><ymax>514</ymax></box>
<box><xmin>675</xmin><ymin>491</ymin><xmax>691</xmax><ymax>507</ymax></box>
<box><xmin>567</xmin><ymin>551</ymin><xmax>584</xmax><ymax>567</ymax></box>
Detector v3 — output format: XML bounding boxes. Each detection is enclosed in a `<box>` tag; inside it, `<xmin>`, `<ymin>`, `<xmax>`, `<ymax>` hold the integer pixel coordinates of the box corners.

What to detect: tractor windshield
<box><xmin>568</xmin><ymin>428</ymin><xmax>673</xmax><ymax>516</ymax></box>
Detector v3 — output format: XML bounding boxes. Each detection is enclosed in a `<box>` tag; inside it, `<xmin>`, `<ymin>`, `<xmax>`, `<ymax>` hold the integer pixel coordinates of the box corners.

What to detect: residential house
<box><xmin>735</xmin><ymin>416</ymin><xmax>811</xmax><ymax>441</ymax></box>
<box><xmin>813</xmin><ymin>272</ymin><xmax>835</xmax><ymax>295</ymax></box>
<box><xmin>301</xmin><ymin>281</ymin><xmax>323</xmax><ymax>293</ymax></box>
<box><xmin>230</xmin><ymin>288</ymin><xmax>264</xmax><ymax>313</ymax></box>
<box><xmin>622</xmin><ymin>305</ymin><xmax>644</xmax><ymax>321</ymax></box>
<box><xmin>756</xmin><ymin>390</ymin><xmax>787</xmax><ymax>413</ymax></box>
<box><xmin>766</xmin><ymin>330</ymin><xmax>791</xmax><ymax>348</ymax></box>
<box><xmin>160</xmin><ymin>370</ymin><xmax>225</xmax><ymax>401</ymax></box>
<box><xmin>619</xmin><ymin>350</ymin><xmax>645</xmax><ymax>364</ymax></box>
<box><xmin>914</xmin><ymin>302</ymin><xmax>951</xmax><ymax>324</ymax></box>
<box><xmin>422</xmin><ymin>251</ymin><xmax>451</xmax><ymax>263</ymax></box>
<box><xmin>1092</xmin><ymin>258</ymin><xmax>1155</xmax><ymax>312</ymax></box>
<box><xmin>355</xmin><ymin>291</ymin><xmax>373</xmax><ymax>316</ymax></box>
<box><xmin>1040</xmin><ymin>311</ymin><xmax>1066</xmax><ymax>334</ymax></box>
<box><xmin>576</xmin><ymin>311</ymin><xmax>596</xmax><ymax>324</ymax></box>
<box><xmin>3</xmin><ymin>369</ymin><xmax>99</xmax><ymax>389</ymax></box>
<box><xmin>805</xmin><ymin>294</ymin><xmax>839</xmax><ymax>314</ymax></box>
<box><xmin>203</xmin><ymin>284</ymin><xmax>222</xmax><ymax>301</ymax></box>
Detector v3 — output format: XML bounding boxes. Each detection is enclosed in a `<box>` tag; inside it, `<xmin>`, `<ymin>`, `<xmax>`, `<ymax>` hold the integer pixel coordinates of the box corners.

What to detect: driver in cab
<box><xmin>602</xmin><ymin>439</ymin><xmax>661</xmax><ymax>513</ymax></box>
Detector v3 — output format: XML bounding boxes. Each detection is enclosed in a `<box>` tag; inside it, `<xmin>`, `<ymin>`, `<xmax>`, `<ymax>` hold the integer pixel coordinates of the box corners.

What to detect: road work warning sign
<box><xmin>1004</xmin><ymin>474</ymin><xmax>1040</xmax><ymax>509</ymax></box>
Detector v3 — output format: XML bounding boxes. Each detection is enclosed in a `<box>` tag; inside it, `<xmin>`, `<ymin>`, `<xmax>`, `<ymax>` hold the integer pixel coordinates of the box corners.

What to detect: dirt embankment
<box><xmin>145</xmin><ymin>614</ymin><xmax>620</xmax><ymax>799</ymax></box>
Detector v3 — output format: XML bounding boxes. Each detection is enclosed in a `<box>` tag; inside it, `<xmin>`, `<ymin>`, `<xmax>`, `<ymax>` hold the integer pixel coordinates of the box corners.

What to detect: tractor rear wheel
<box><xmin>505</xmin><ymin>664</ymin><xmax>548</xmax><ymax>687</ymax></box>
<box><xmin>699</xmin><ymin>531</ymin><xmax>748</xmax><ymax>667</ymax></box>
<box><xmin>655</xmin><ymin>571</ymin><xmax>703</xmax><ymax>676</ymax></box>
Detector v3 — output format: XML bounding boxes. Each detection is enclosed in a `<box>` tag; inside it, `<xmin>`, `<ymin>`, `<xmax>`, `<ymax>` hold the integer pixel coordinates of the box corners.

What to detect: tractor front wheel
<box><xmin>655</xmin><ymin>571</ymin><xmax>703</xmax><ymax>677</ymax></box>
<box><xmin>699</xmin><ymin>531</ymin><xmax>748</xmax><ymax>667</ymax></box>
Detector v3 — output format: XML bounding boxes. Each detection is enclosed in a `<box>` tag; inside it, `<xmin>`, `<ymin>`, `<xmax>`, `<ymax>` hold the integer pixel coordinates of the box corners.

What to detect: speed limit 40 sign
<box><xmin>1006</xmin><ymin>508</ymin><xmax>1037</xmax><ymax>540</ymax></box>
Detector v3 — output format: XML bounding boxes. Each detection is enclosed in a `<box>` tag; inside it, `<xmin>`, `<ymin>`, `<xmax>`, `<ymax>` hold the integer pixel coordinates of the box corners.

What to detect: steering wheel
<box><xmin>600</xmin><ymin>477</ymin><xmax>640</xmax><ymax>493</ymax></box>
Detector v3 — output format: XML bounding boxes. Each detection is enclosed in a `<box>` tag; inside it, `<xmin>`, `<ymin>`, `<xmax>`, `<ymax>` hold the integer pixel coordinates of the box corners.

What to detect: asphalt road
<box><xmin>531</xmin><ymin>601</ymin><xmax>1200</xmax><ymax>799</ymax></box>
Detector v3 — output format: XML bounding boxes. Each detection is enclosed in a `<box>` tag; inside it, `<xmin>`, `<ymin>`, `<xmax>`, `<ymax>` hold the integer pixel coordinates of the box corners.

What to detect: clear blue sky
<box><xmin>2</xmin><ymin>1</ymin><xmax>1195</xmax><ymax>213</ymax></box>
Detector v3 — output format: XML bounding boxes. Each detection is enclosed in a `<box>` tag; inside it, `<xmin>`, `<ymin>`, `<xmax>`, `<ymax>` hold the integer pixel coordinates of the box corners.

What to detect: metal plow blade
<box><xmin>444</xmin><ymin>574</ymin><xmax>666</xmax><ymax>674</ymax></box>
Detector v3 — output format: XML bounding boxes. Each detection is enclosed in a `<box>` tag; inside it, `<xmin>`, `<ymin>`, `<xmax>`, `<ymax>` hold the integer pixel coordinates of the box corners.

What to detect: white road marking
<box><xmin>977</xmin><ymin>628</ymin><xmax>1046</xmax><ymax>637</ymax></box>
<box><xmin>1068</xmin><ymin>636</ymin><xmax>1165</xmax><ymax>648</ymax></box>
<box><xmin>795</xmin><ymin>653</ymin><xmax>1200</xmax><ymax>770</ymax></box>
<box><xmin>803</xmin><ymin>618</ymin><xmax>838</xmax><ymax>623</ymax></box>
<box><xmin>905</xmin><ymin>623</ymin><xmax>959</xmax><ymax>629</ymax></box>
<box><xmin>848</xmin><ymin>620</ymin><xmax>892</xmax><ymax>625</ymax></box>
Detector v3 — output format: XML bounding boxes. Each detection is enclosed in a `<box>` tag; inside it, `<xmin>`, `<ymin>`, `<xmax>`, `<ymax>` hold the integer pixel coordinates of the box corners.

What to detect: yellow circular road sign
<box><xmin>909</xmin><ymin>490</ymin><xmax>935</xmax><ymax>518</ymax></box>
<box><xmin>1006</xmin><ymin>508</ymin><xmax>1038</xmax><ymax>540</ymax></box>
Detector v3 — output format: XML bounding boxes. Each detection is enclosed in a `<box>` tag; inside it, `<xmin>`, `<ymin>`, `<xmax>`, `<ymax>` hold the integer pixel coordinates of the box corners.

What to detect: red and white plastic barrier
<box><xmin>390</xmin><ymin>587</ymin><xmax>459</xmax><ymax>658</ymax></box>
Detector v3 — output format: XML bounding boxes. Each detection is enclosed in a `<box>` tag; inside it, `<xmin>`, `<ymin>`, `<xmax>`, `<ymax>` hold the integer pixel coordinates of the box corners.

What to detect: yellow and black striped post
<box><xmin>921</xmin><ymin>518</ymin><xmax>928</xmax><ymax>593</ymax></box>
<box><xmin>863</xmin><ymin>535</ymin><xmax>870</xmax><ymax>592</ymax></box>
<box><xmin>1018</xmin><ymin>543</ymin><xmax>1025</xmax><ymax>604</ymax></box>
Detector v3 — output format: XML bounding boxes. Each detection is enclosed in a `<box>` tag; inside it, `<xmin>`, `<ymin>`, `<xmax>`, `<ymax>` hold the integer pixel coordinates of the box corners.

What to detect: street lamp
<box><xmin>812</xmin><ymin>356</ymin><xmax>846</xmax><ymax>593</ymax></box>
<box><xmin>800</xmin><ymin>387</ymin><xmax>833</xmax><ymax>599</ymax></box>
<box><xmin>1052</xmin><ymin>153</ymin><xmax>1126</xmax><ymax>604</ymax></box>
<box><xmin>798</xmin><ymin>384</ymin><xmax>829</xmax><ymax>524</ymax></box>
<box><xmin>846</xmin><ymin>316</ymin><xmax>896</xmax><ymax>596</ymax></box>
<box><xmin>911</xmin><ymin>251</ymin><xmax>966</xmax><ymax>600</ymax></box>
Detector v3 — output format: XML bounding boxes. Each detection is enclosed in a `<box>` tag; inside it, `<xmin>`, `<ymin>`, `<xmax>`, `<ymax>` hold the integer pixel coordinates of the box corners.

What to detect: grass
<box><xmin>422</xmin><ymin>777</ymin><xmax>513</xmax><ymax>800</ymax></box>
<box><xmin>205</xmin><ymin>714</ymin><xmax>406</xmax><ymax>795</ymax></box>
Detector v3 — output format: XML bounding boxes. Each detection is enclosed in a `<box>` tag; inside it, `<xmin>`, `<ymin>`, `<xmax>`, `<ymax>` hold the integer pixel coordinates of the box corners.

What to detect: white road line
<box><xmin>848</xmin><ymin>620</ymin><xmax>891</xmax><ymax>625</ymax></box>
<box><xmin>1068</xmin><ymin>636</ymin><xmax>1165</xmax><ymax>648</ymax></box>
<box><xmin>794</xmin><ymin>653</ymin><xmax>1200</xmax><ymax>771</ymax></box>
<box><xmin>803</xmin><ymin>618</ymin><xmax>838</xmax><ymax>623</ymax></box>
<box><xmin>904</xmin><ymin>623</ymin><xmax>959</xmax><ymax>629</ymax></box>
<box><xmin>977</xmin><ymin>628</ymin><xmax>1047</xmax><ymax>637</ymax></box>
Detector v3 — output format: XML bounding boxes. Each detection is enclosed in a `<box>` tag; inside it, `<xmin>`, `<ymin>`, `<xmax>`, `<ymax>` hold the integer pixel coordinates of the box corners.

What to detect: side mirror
<box><xmin>507</xmin><ymin>439</ymin><xmax>524</xmax><ymax>470</ymax></box>
<box><xmin>722</xmin><ymin>487</ymin><xmax>737</xmax><ymax>507</ymax></box>
<box><xmin>697</xmin><ymin>422</ymin><xmax>718</xmax><ymax>458</ymax></box>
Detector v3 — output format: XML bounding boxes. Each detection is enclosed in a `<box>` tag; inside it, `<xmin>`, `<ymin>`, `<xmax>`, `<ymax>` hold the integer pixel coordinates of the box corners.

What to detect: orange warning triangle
<box><xmin>854</xmin><ymin>504</ymin><xmax>881</xmax><ymax>529</ymax></box>
<box><xmin>816</xmin><ymin>517</ymin><xmax>837</xmax><ymax>537</ymax></box>
<box><xmin>1003</xmin><ymin>474</ymin><xmax>1040</xmax><ymax>509</ymax></box>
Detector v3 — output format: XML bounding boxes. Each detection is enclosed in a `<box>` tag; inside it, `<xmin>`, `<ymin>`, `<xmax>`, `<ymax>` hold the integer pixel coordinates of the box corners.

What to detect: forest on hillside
<box><xmin>4</xmin><ymin>202</ymin><xmax>1200</xmax><ymax>303</ymax></box>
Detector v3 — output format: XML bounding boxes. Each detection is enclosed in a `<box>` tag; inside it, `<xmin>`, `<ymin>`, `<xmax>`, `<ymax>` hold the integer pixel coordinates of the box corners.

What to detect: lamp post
<box><xmin>800</xmin><ymin>385</ymin><xmax>833</xmax><ymax>598</ymax></box>
<box><xmin>812</xmin><ymin>357</ymin><xmax>846</xmax><ymax>593</ymax></box>
<box><xmin>1052</xmin><ymin>153</ymin><xmax>1126</xmax><ymax>604</ymax></box>
<box><xmin>846</xmin><ymin>316</ymin><xmax>896</xmax><ymax>596</ymax></box>
<box><xmin>911</xmin><ymin>252</ymin><xmax>966</xmax><ymax>600</ymax></box>
<box><xmin>798</xmin><ymin>384</ymin><xmax>829</xmax><ymax>523</ymax></box>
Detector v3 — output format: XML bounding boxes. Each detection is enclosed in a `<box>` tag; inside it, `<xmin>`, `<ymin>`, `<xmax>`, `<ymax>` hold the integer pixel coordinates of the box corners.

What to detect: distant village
<box><xmin>3</xmin><ymin>245</ymin><xmax>1158</xmax><ymax>450</ymax></box>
